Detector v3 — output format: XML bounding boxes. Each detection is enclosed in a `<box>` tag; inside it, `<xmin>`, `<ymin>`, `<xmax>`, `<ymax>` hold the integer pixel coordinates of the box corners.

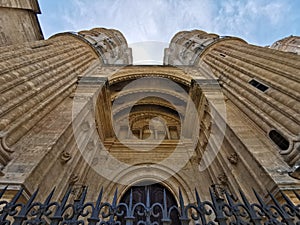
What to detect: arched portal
<box><xmin>84</xmin><ymin>65</ymin><xmax>222</xmax><ymax>193</ymax></box>
<box><xmin>119</xmin><ymin>182</ymin><xmax>179</xmax><ymax>225</ymax></box>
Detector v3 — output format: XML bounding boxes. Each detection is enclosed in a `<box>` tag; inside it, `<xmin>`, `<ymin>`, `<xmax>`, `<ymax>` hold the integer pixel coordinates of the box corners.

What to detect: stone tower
<box><xmin>0</xmin><ymin>0</ymin><xmax>299</xmax><ymax>217</ymax></box>
<box><xmin>270</xmin><ymin>35</ymin><xmax>300</xmax><ymax>55</ymax></box>
<box><xmin>165</xmin><ymin>30</ymin><xmax>300</xmax><ymax>167</ymax></box>
<box><xmin>0</xmin><ymin>0</ymin><xmax>44</xmax><ymax>46</ymax></box>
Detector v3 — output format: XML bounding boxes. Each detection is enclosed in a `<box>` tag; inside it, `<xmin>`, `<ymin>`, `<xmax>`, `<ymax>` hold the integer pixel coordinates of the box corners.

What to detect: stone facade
<box><xmin>0</xmin><ymin>1</ymin><xmax>299</xmax><ymax>207</ymax></box>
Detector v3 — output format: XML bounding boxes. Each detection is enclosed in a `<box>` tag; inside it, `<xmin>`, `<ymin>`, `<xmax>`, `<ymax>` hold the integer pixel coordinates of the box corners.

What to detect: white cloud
<box><xmin>262</xmin><ymin>2</ymin><xmax>285</xmax><ymax>25</ymax></box>
<box><xmin>41</xmin><ymin>0</ymin><xmax>294</xmax><ymax>47</ymax></box>
<box><xmin>213</xmin><ymin>0</ymin><xmax>290</xmax><ymax>44</ymax></box>
<box><xmin>49</xmin><ymin>0</ymin><xmax>292</xmax><ymax>63</ymax></box>
<box><xmin>60</xmin><ymin>0</ymin><xmax>216</xmax><ymax>43</ymax></box>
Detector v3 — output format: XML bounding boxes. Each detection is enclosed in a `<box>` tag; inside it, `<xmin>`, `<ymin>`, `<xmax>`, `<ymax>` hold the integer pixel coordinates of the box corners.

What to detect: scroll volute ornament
<box><xmin>69</xmin><ymin>173</ymin><xmax>79</xmax><ymax>185</ymax></box>
<box><xmin>60</xmin><ymin>151</ymin><xmax>72</xmax><ymax>164</ymax></box>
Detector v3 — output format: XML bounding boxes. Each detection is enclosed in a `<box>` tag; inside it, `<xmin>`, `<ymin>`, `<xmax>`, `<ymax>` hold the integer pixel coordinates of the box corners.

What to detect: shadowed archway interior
<box><xmin>119</xmin><ymin>182</ymin><xmax>180</xmax><ymax>225</ymax></box>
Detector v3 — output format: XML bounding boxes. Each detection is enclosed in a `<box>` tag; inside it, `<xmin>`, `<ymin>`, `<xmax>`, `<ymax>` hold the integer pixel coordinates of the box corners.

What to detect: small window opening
<box><xmin>169</xmin><ymin>126</ymin><xmax>179</xmax><ymax>140</ymax></box>
<box><xmin>249</xmin><ymin>79</ymin><xmax>269</xmax><ymax>92</ymax></box>
<box><xmin>132</xmin><ymin>129</ymin><xmax>141</xmax><ymax>139</ymax></box>
<box><xmin>269</xmin><ymin>130</ymin><xmax>289</xmax><ymax>150</ymax></box>
<box><xmin>142</xmin><ymin>125</ymin><xmax>154</xmax><ymax>139</ymax></box>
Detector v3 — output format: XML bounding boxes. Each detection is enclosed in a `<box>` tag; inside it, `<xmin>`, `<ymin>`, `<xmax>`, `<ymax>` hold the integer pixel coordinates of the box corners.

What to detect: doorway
<box><xmin>119</xmin><ymin>183</ymin><xmax>180</xmax><ymax>225</ymax></box>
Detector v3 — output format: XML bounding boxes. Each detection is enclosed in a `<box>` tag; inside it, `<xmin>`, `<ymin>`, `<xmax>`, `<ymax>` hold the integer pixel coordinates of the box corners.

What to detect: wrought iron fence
<box><xmin>0</xmin><ymin>185</ymin><xmax>299</xmax><ymax>225</ymax></box>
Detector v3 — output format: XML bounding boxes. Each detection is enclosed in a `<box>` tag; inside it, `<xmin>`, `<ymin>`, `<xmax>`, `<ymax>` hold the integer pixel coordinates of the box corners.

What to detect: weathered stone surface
<box><xmin>0</xmin><ymin>0</ymin><xmax>43</xmax><ymax>46</ymax></box>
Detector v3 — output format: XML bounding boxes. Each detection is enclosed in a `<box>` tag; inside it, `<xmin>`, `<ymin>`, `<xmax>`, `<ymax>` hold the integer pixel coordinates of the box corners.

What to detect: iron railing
<box><xmin>0</xmin><ymin>186</ymin><xmax>299</xmax><ymax>225</ymax></box>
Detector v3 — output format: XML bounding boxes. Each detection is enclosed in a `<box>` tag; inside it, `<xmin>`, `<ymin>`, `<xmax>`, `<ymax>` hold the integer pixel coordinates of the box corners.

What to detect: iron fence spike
<box><xmin>11</xmin><ymin>187</ymin><xmax>24</xmax><ymax>203</ymax></box>
<box><xmin>61</xmin><ymin>186</ymin><xmax>72</xmax><ymax>207</ymax></box>
<box><xmin>28</xmin><ymin>188</ymin><xmax>39</xmax><ymax>204</ymax></box>
<box><xmin>253</xmin><ymin>189</ymin><xmax>264</xmax><ymax>206</ymax></box>
<box><xmin>268</xmin><ymin>190</ymin><xmax>282</xmax><ymax>207</ymax></box>
<box><xmin>146</xmin><ymin>188</ymin><xmax>150</xmax><ymax>208</ymax></box>
<box><xmin>44</xmin><ymin>188</ymin><xmax>55</xmax><ymax>204</ymax></box>
<box><xmin>129</xmin><ymin>189</ymin><xmax>133</xmax><ymax>210</ymax></box>
<box><xmin>293</xmin><ymin>190</ymin><xmax>300</xmax><ymax>200</ymax></box>
<box><xmin>280</xmin><ymin>190</ymin><xmax>296</xmax><ymax>207</ymax></box>
<box><xmin>224</xmin><ymin>189</ymin><xmax>234</xmax><ymax>205</ymax></box>
<box><xmin>178</xmin><ymin>188</ymin><xmax>184</xmax><ymax>209</ymax></box>
<box><xmin>0</xmin><ymin>185</ymin><xmax>8</xmax><ymax>198</ymax></box>
<box><xmin>195</xmin><ymin>188</ymin><xmax>201</xmax><ymax>204</ymax></box>
<box><xmin>239</xmin><ymin>189</ymin><xmax>262</xmax><ymax>225</ymax></box>
<box><xmin>95</xmin><ymin>187</ymin><xmax>103</xmax><ymax>208</ymax></box>
<box><xmin>79</xmin><ymin>186</ymin><xmax>88</xmax><ymax>204</ymax></box>
<box><xmin>239</xmin><ymin>189</ymin><xmax>250</xmax><ymax>205</ymax></box>
<box><xmin>209</xmin><ymin>186</ymin><xmax>215</xmax><ymax>201</ymax></box>
<box><xmin>163</xmin><ymin>189</ymin><xmax>167</xmax><ymax>209</ymax></box>
<box><xmin>112</xmin><ymin>188</ymin><xmax>118</xmax><ymax>206</ymax></box>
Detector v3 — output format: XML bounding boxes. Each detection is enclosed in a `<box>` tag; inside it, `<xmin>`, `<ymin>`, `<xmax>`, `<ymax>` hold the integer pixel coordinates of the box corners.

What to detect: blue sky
<box><xmin>38</xmin><ymin>0</ymin><xmax>300</xmax><ymax>46</ymax></box>
<box><xmin>38</xmin><ymin>0</ymin><xmax>299</xmax><ymax>64</ymax></box>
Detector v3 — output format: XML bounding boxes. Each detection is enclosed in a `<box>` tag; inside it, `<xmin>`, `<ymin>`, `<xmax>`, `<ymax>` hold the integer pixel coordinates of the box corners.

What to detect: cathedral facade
<box><xmin>0</xmin><ymin>0</ymin><xmax>299</xmax><ymax>218</ymax></box>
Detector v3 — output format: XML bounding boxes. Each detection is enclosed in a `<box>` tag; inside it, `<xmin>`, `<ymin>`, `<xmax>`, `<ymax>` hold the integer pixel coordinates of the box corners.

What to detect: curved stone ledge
<box><xmin>164</xmin><ymin>30</ymin><xmax>246</xmax><ymax>66</ymax></box>
<box><xmin>51</xmin><ymin>28</ymin><xmax>133</xmax><ymax>65</ymax></box>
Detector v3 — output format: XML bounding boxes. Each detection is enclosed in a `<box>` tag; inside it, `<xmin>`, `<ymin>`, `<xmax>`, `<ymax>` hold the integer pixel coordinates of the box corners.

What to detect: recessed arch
<box><xmin>92</xmin><ymin>65</ymin><xmax>217</xmax><ymax>199</ymax></box>
<box><xmin>104</xmin><ymin>163</ymin><xmax>196</xmax><ymax>205</ymax></box>
<box><xmin>118</xmin><ymin>182</ymin><xmax>180</xmax><ymax>225</ymax></box>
